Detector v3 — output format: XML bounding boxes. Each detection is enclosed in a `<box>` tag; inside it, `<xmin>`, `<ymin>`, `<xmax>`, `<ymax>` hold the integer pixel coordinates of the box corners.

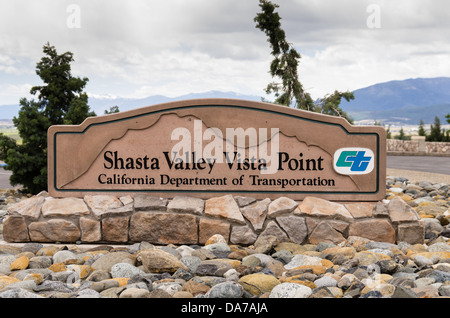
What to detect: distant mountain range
<box><xmin>340</xmin><ymin>77</ymin><xmax>450</xmax><ymax>125</ymax></box>
<box><xmin>1</xmin><ymin>77</ymin><xmax>449</xmax><ymax>125</ymax></box>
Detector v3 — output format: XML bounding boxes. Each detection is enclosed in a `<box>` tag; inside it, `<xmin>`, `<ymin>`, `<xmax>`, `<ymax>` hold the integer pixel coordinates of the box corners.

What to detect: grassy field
<box><xmin>0</xmin><ymin>124</ymin><xmax>21</xmax><ymax>143</ymax></box>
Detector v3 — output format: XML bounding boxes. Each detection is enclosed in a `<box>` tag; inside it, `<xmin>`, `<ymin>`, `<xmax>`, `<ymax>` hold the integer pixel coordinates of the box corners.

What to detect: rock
<box><xmin>28</xmin><ymin>257</ymin><xmax>52</xmax><ymax>270</ymax></box>
<box><xmin>198</xmin><ymin>219</ymin><xmax>230</xmax><ymax>245</ymax></box>
<box><xmin>238</xmin><ymin>273</ymin><xmax>280</xmax><ymax>296</ymax></box>
<box><xmin>439</xmin><ymin>284</ymin><xmax>450</xmax><ymax>296</ymax></box>
<box><xmin>180</xmin><ymin>256</ymin><xmax>202</xmax><ymax>273</ymax></box>
<box><xmin>182</xmin><ymin>279</ymin><xmax>211</xmax><ymax>296</ymax></box>
<box><xmin>29</xmin><ymin>219</ymin><xmax>80</xmax><ymax>242</ymax></box>
<box><xmin>53</xmin><ymin>250</ymin><xmax>82</xmax><ymax>264</ymax></box>
<box><xmin>276</xmin><ymin>215</ymin><xmax>308</xmax><ymax>244</ymax></box>
<box><xmin>314</xmin><ymin>276</ymin><xmax>337</xmax><ymax>288</ymax></box>
<box><xmin>413</xmin><ymin>255</ymin><xmax>433</xmax><ymax>267</ymax></box>
<box><xmin>91</xmin><ymin>252</ymin><xmax>135</xmax><ymax>272</ymax></box>
<box><xmin>111</xmin><ymin>263</ymin><xmax>145</xmax><ymax>278</ymax></box>
<box><xmin>397</xmin><ymin>223</ymin><xmax>425</xmax><ymax>244</ymax></box>
<box><xmin>321</xmin><ymin>246</ymin><xmax>356</xmax><ymax>259</ymax></box>
<box><xmin>428</xmin><ymin>242</ymin><xmax>450</xmax><ymax>253</ymax></box>
<box><xmin>195</xmin><ymin>260</ymin><xmax>233</xmax><ymax>276</ymax></box>
<box><xmin>392</xmin><ymin>285</ymin><xmax>419</xmax><ymax>298</ymax></box>
<box><xmin>388</xmin><ymin>197</ymin><xmax>420</xmax><ymax>223</ymax></box>
<box><xmin>412</xmin><ymin>285</ymin><xmax>440</xmax><ymax>298</ymax></box>
<box><xmin>90</xmin><ymin>279</ymin><xmax>119</xmax><ymax>292</ymax></box>
<box><xmin>338</xmin><ymin>274</ymin><xmax>359</xmax><ymax>290</ymax></box>
<box><xmin>348</xmin><ymin>219</ymin><xmax>396</xmax><ymax>243</ymax></box>
<box><xmin>83</xmin><ymin>195</ymin><xmax>123</xmax><ymax>218</ymax></box>
<box><xmin>272</xmin><ymin>250</ymin><xmax>293</xmax><ymax>265</ymax></box>
<box><xmin>284</xmin><ymin>254</ymin><xmax>322</xmax><ymax>270</ymax></box>
<box><xmin>268</xmin><ymin>197</ymin><xmax>298</xmax><ymax>218</ymax></box>
<box><xmin>205</xmin><ymin>195</ymin><xmax>245</xmax><ymax>224</ymax></box>
<box><xmin>7</xmin><ymin>194</ymin><xmax>46</xmax><ymax>220</ymax></box>
<box><xmin>345</xmin><ymin>202</ymin><xmax>374</xmax><ymax>219</ymax></box>
<box><xmin>203</xmin><ymin>243</ymin><xmax>230</xmax><ymax>253</ymax></box>
<box><xmin>173</xmin><ymin>291</ymin><xmax>194</xmax><ymax>298</ymax></box>
<box><xmin>42</xmin><ymin>197</ymin><xmax>90</xmax><ymax>217</ymax></box>
<box><xmin>0</xmin><ymin>276</ymin><xmax>20</xmax><ymax>290</ymax></box>
<box><xmin>205</xmin><ymin>281</ymin><xmax>244</xmax><ymax>298</ymax></box>
<box><xmin>308</xmin><ymin>221</ymin><xmax>346</xmax><ymax>245</ymax></box>
<box><xmin>296</xmin><ymin>197</ymin><xmax>354</xmax><ymax>222</ymax></box>
<box><xmin>376</xmin><ymin>259</ymin><xmax>399</xmax><ymax>274</ymax></box>
<box><xmin>0</xmin><ymin>255</ymin><xmax>16</xmax><ymax>268</ymax></box>
<box><xmin>269</xmin><ymin>282</ymin><xmax>312</xmax><ymax>298</ymax></box>
<box><xmin>0</xmin><ymin>288</ymin><xmax>44</xmax><ymax>298</ymax></box>
<box><xmin>154</xmin><ymin>282</ymin><xmax>182</xmax><ymax>296</ymax></box>
<box><xmin>166</xmin><ymin>196</ymin><xmax>204</xmax><ymax>215</ymax></box>
<box><xmin>230</xmin><ymin>225</ymin><xmax>257</xmax><ymax>245</ymax></box>
<box><xmin>129</xmin><ymin>212</ymin><xmax>198</xmax><ymax>245</ymax></box>
<box><xmin>119</xmin><ymin>287</ymin><xmax>151</xmax><ymax>298</ymax></box>
<box><xmin>134</xmin><ymin>195</ymin><xmax>168</xmax><ymax>211</ymax></box>
<box><xmin>21</xmin><ymin>243</ymin><xmax>43</xmax><ymax>255</ymax></box>
<box><xmin>309</xmin><ymin>286</ymin><xmax>336</xmax><ymax>298</ymax></box>
<box><xmin>101</xmin><ymin>216</ymin><xmax>130</xmax><ymax>242</ymax></box>
<box><xmin>1</xmin><ymin>177</ymin><xmax>450</xmax><ymax>299</ymax></box>
<box><xmin>2</xmin><ymin>215</ymin><xmax>29</xmax><ymax>242</ymax></box>
<box><xmin>80</xmin><ymin>217</ymin><xmax>101</xmax><ymax>242</ymax></box>
<box><xmin>205</xmin><ymin>234</ymin><xmax>227</xmax><ymax>246</ymax></box>
<box><xmin>253</xmin><ymin>235</ymin><xmax>278</xmax><ymax>254</ymax></box>
<box><xmin>353</xmin><ymin>251</ymin><xmax>390</xmax><ymax>266</ymax></box>
<box><xmin>240</xmin><ymin>198</ymin><xmax>270</xmax><ymax>231</ymax></box>
<box><xmin>77</xmin><ymin>289</ymin><xmax>102</xmax><ymax>298</ymax></box>
<box><xmin>234</xmin><ymin>196</ymin><xmax>256</xmax><ymax>207</ymax></box>
<box><xmin>258</xmin><ymin>221</ymin><xmax>288</xmax><ymax>242</ymax></box>
<box><xmin>372</xmin><ymin>201</ymin><xmax>389</xmax><ymax>217</ymax></box>
<box><xmin>138</xmin><ymin>249</ymin><xmax>188</xmax><ymax>273</ymax></box>
<box><xmin>361</xmin><ymin>283</ymin><xmax>395</xmax><ymax>297</ymax></box>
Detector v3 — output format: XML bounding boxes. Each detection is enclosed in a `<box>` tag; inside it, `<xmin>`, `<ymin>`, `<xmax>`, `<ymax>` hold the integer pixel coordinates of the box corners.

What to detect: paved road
<box><xmin>387</xmin><ymin>156</ymin><xmax>450</xmax><ymax>175</ymax></box>
<box><xmin>0</xmin><ymin>167</ymin><xmax>13</xmax><ymax>189</ymax></box>
<box><xmin>0</xmin><ymin>156</ymin><xmax>448</xmax><ymax>190</ymax></box>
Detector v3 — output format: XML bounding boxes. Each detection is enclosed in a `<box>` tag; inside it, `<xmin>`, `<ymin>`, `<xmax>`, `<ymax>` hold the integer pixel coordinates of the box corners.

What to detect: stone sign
<box><xmin>48</xmin><ymin>99</ymin><xmax>386</xmax><ymax>201</ymax></box>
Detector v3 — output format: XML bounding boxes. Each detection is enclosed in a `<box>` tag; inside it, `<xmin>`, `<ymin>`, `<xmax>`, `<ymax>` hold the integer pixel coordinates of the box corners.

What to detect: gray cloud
<box><xmin>0</xmin><ymin>0</ymin><xmax>449</xmax><ymax>104</ymax></box>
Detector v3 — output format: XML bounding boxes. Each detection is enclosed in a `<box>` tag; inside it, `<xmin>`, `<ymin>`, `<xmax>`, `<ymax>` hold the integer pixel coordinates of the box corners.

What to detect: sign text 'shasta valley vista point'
<box><xmin>48</xmin><ymin>99</ymin><xmax>386</xmax><ymax>201</ymax></box>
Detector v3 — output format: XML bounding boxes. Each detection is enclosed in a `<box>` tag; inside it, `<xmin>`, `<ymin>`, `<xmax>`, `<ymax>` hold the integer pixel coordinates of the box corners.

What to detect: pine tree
<box><xmin>427</xmin><ymin>116</ymin><xmax>443</xmax><ymax>142</ymax></box>
<box><xmin>104</xmin><ymin>106</ymin><xmax>120</xmax><ymax>114</ymax></box>
<box><xmin>418</xmin><ymin>120</ymin><xmax>426</xmax><ymax>137</ymax></box>
<box><xmin>3</xmin><ymin>43</ymin><xmax>95</xmax><ymax>194</ymax></box>
<box><xmin>396</xmin><ymin>127</ymin><xmax>407</xmax><ymax>140</ymax></box>
<box><xmin>254</xmin><ymin>0</ymin><xmax>354</xmax><ymax>123</ymax></box>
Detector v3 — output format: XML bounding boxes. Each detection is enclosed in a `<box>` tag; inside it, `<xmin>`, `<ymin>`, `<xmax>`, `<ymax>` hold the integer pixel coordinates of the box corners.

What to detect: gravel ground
<box><xmin>387</xmin><ymin>168</ymin><xmax>450</xmax><ymax>185</ymax></box>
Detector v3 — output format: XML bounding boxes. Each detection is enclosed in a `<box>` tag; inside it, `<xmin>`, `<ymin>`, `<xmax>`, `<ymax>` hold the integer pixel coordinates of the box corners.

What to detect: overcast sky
<box><xmin>0</xmin><ymin>0</ymin><xmax>449</xmax><ymax>105</ymax></box>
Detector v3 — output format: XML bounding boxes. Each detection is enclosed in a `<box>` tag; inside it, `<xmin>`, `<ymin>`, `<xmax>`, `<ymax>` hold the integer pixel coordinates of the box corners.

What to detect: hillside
<box><xmin>341</xmin><ymin>77</ymin><xmax>450</xmax><ymax>124</ymax></box>
<box><xmin>0</xmin><ymin>91</ymin><xmax>263</xmax><ymax>121</ymax></box>
<box><xmin>1</xmin><ymin>77</ymin><xmax>450</xmax><ymax>124</ymax></box>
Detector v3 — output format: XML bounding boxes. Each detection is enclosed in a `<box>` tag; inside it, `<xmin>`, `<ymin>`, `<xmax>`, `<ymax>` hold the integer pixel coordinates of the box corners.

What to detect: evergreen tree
<box><xmin>0</xmin><ymin>133</ymin><xmax>17</xmax><ymax>161</ymax></box>
<box><xmin>396</xmin><ymin>127</ymin><xmax>408</xmax><ymax>140</ymax></box>
<box><xmin>254</xmin><ymin>0</ymin><xmax>354</xmax><ymax>123</ymax></box>
<box><xmin>427</xmin><ymin>116</ymin><xmax>443</xmax><ymax>142</ymax></box>
<box><xmin>386</xmin><ymin>125</ymin><xmax>391</xmax><ymax>139</ymax></box>
<box><xmin>418</xmin><ymin>120</ymin><xmax>426</xmax><ymax>137</ymax></box>
<box><xmin>104</xmin><ymin>106</ymin><xmax>120</xmax><ymax>114</ymax></box>
<box><xmin>3</xmin><ymin>43</ymin><xmax>95</xmax><ymax>194</ymax></box>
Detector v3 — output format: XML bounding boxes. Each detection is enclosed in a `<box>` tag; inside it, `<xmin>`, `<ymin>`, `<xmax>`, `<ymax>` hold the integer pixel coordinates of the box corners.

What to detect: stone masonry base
<box><xmin>3</xmin><ymin>192</ymin><xmax>424</xmax><ymax>245</ymax></box>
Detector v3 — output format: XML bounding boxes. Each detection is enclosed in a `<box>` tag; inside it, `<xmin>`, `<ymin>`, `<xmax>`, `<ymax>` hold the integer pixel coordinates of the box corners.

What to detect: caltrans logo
<box><xmin>333</xmin><ymin>148</ymin><xmax>375</xmax><ymax>175</ymax></box>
